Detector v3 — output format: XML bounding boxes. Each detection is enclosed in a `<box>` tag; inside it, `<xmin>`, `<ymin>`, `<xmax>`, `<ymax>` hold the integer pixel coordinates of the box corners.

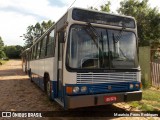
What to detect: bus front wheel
<box><xmin>47</xmin><ymin>80</ymin><xmax>52</xmax><ymax>101</ymax></box>
<box><xmin>44</xmin><ymin>75</ymin><xmax>52</xmax><ymax>101</ymax></box>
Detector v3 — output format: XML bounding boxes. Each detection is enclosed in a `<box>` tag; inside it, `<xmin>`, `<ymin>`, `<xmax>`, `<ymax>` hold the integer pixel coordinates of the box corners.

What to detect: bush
<box><xmin>141</xmin><ymin>78</ymin><xmax>151</xmax><ymax>89</ymax></box>
<box><xmin>0</xmin><ymin>50</ymin><xmax>6</xmax><ymax>59</ymax></box>
<box><xmin>3</xmin><ymin>45</ymin><xmax>23</xmax><ymax>59</ymax></box>
<box><xmin>2</xmin><ymin>57</ymin><xmax>9</xmax><ymax>61</ymax></box>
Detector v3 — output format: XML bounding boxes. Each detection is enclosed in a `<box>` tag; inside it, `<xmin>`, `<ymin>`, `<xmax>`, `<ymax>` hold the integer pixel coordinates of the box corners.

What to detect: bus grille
<box><xmin>77</xmin><ymin>72</ymin><xmax>137</xmax><ymax>84</ymax></box>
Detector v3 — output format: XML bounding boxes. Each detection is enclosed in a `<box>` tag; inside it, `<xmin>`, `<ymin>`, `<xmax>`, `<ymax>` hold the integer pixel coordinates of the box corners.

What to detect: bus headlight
<box><xmin>81</xmin><ymin>86</ymin><xmax>87</xmax><ymax>92</ymax></box>
<box><xmin>135</xmin><ymin>84</ymin><xmax>140</xmax><ymax>88</ymax></box>
<box><xmin>129</xmin><ymin>84</ymin><xmax>134</xmax><ymax>89</ymax></box>
<box><xmin>73</xmin><ymin>87</ymin><xmax>80</xmax><ymax>93</ymax></box>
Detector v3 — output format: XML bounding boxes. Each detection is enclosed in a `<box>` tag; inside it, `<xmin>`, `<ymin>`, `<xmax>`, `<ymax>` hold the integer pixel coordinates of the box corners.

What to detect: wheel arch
<box><xmin>43</xmin><ymin>72</ymin><xmax>50</xmax><ymax>92</ymax></box>
<box><xmin>43</xmin><ymin>72</ymin><xmax>53</xmax><ymax>100</ymax></box>
<box><xmin>44</xmin><ymin>72</ymin><xmax>50</xmax><ymax>81</ymax></box>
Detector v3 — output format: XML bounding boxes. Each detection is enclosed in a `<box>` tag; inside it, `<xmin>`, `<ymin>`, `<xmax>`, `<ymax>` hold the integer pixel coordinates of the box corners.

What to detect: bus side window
<box><xmin>39</xmin><ymin>39</ymin><xmax>43</xmax><ymax>58</ymax></box>
<box><xmin>32</xmin><ymin>46</ymin><xmax>34</xmax><ymax>60</ymax></box>
<box><xmin>40</xmin><ymin>37</ymin><xmax>47</xmax><ymax>58</ymax></box>
<box><xmin>30</xmin><ymin>48</ymin><xmax>32</xmax><ymax>60</ymax></box>
<box><xmin>35</xmin><ymin>43</ymin><xmax>38</xmax><ymax>59</ymax></box>
<box><xmin>33</xmin><ymin>45</ymin><xmax>37</xmax><ymax>60</ymax></box>
<box><xmin>35</xmin><ymin>44</ymin><xmax>38</xmax><ymax>59</ymax></box>
<box><xmin>31</xmin><ymin>48</ymin><xmax>33</xmax><ymax>60</ymax></box>
<box><xmin>32</xmin><ymin>46</ymin><xmax>35</xmax><ymax>60</ymax></box>
<box><xmin>36</xmin><ymin>42</ymin><xmax>41</xmax><ymax>59</ymax></box>
<box><xmin>46</xmin><ymin>30</ymin><xmax>55</xmax><ymax>57</ymax></box>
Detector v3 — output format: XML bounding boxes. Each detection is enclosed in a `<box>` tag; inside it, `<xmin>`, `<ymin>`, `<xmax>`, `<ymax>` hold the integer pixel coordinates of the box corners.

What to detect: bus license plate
<box><xmin>104</xmin><ymin>96</ymin><xmax>117</xmax><ymax>103</ymax></box>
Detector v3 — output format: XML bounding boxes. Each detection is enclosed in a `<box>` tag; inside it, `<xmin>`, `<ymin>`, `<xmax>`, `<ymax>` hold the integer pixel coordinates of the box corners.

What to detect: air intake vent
<box><xmin>77</xmin><ymin>72</ymin><xmax>137</xmax><ymax>84</ymax></box>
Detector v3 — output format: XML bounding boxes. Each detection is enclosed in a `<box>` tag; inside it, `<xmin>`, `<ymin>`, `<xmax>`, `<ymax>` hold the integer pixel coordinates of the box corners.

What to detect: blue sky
<box><xmin>0</xmin><ymin>0</ymin><xmax>159</xmax><ymax>46</ymax></box>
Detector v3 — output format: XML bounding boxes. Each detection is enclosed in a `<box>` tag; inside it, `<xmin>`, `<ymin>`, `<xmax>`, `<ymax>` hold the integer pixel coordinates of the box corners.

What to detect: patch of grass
<box><xmin>152</xmin><ymin>103</ymin><xmax>160</xmax><ymax>109</ymax></box>
<box><xmin>143</xmin><ymin>89</ymin><xmax>160</xmax><ymax>102</ymax></box>
<box><xmin>129</xmin><ymin>101</ymin><xmax>140</xmax><ymax>108</ymax></box>
<box><xmin>141</xmin><ymin>104</ymin><xmax>155</xmax><ymax>111</ymax></box>
<box><xmin>128</xmin><ymin>88</ymin><xmax>160</xmax><ymax>111</ymax></box>
<box><xmin>141</xmin><ymin>78</ymin><xmax>151</xmax><ymax>89</ymax></box>
<box><xmin>0</xmin><ymin>59</ymin><xmax>8</xmax><ymax>65</ymax></box>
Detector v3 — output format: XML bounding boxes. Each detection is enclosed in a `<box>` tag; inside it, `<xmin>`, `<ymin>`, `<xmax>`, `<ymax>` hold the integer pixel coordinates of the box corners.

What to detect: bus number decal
<box><xmin>104</xmin><ymin>96</ymin><xmax>117</xmax><ymax>103</ymax></box>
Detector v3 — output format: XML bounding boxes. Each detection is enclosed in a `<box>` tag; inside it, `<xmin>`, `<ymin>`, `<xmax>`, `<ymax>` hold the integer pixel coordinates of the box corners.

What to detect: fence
<box><xmin>151</xmin><ymin>60</ymin><xmax>160</xmax><ymax>88</ymax></box>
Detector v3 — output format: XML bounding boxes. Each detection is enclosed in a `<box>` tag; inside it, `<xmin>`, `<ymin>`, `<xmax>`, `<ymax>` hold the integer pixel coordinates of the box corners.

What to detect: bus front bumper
<box><xmin>65</xmin><ymin>91</ymin><xmax>142</xmax><ymax>109</ymax></box>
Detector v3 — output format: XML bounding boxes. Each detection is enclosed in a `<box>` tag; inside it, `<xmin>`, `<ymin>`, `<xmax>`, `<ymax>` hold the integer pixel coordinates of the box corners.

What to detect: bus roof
<box><xmin>29</xmin><ymin>7</ymin><xmax>136</xmax><ymax>49</ymax></box>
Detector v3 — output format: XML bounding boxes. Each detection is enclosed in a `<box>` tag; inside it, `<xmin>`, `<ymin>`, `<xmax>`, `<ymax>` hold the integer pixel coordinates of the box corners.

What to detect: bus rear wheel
<box><xmin>28</xmin><ymin>69</ymin><xmax>33</xmax><ymax>82</ymax></box>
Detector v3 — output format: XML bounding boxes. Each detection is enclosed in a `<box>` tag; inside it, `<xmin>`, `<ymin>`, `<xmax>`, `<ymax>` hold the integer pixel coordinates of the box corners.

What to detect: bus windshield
<box><xmin>67</xmin><ymin>24</ymin><xmax>138</xmax><ymax>69</ymax></box>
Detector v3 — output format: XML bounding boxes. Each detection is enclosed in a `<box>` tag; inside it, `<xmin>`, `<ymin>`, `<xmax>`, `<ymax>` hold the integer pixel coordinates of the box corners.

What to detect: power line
<box><xmin>68</xmin><ymin>0</ymin><xmax>77</xmax><ymax>10</ymax></box>
<box><xmin>93</xmin><ymin>0</ymin><xmax>108</xmax><ymax>9</ymax></box>
<box><xmin>93</xmin><ymin>0</ymin><xmax>101</xmax><ymax>9</ymax></box>
<box><xmin>91</xmin><ymin>0</ymin><xmax>100</xmax><ymax>8</ymax></box>
<box><xmin>102</xmin><ymin>0</ymin><xmax>107</xmax><ymax>4</ymax></box>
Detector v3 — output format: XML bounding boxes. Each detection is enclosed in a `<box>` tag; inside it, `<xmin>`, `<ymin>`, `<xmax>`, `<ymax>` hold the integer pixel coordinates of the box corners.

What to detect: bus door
<box><xmin>25</xmin><ymin>54</ymin><xmax>27</xmax><ymax>73</ymax></box>
<box><xmin>27</xmin><ymin>51</ymin><xmax>30</xmax><ymax>73</ymax></box>
<box><xmin>57</xmin><ymin>31</ymin><xmax>64</xmax><ymax>101</ymax></box>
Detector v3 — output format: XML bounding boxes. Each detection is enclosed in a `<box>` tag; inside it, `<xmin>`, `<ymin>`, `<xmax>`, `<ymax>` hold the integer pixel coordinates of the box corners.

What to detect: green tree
<box><xmin>0</xmin><ymin>36</ymin><xmax>4</xmax><ymax>47</ymax></box>
<box><xmin>118</xmin><ymin>0</ymin><xmax>160</xmax><ymax>46</ymax></box>
<box><xmin>3</xmin><ymin>45</ymin><xmax>23</xmax><ymax>59</ymax></box>
<box><xmin>23</xmin><ymin>25</ymin><xmax>34</xmax><ymax>48</ymax></box>
<box><xmin>23</xmin><ymin>20</ymin><xmax>54</xmax><ymax>48</ymax></box>
<box><xmin>88</xmin><ymin>1</ymin><xmax>111</xmax><ymax>12</ymax></box>
<box><xmin>100</xmin><ymin>1</ymin><xmax>111</xmax><ymax>12</ymax></box>
<box><xmin>0</xmin><ymin>50</ymin><xmax>6</xmax><ymax>58</ymax></box>
<box><xmin>0</xmin><ymin>36</ymin><xmax>6</xmax><ymax>59</ymax></box>
<box><xmin>88</xmin><ymin>6</ymin><xmax>98</xmax><ymax>11</ymax></box>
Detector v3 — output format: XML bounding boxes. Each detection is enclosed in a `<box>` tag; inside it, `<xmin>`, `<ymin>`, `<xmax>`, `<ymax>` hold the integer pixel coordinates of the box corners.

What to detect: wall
<box><xmin>139</xmin><ymin>46</ymin><xmax>151</xmax><ymax>87</ymax></box>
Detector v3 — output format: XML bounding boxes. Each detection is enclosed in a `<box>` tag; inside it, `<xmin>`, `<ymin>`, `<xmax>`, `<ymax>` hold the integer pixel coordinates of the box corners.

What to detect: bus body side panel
<box><xmin>44</xmin><ymin>57</ymin><xmax>54</xmax><ymax>81</ymax></box>
<box><xmin>30</xmin><ymin>60</ymin><xmax>43</xmax><ymax>90</ymax></box>
<box><xmin>30</xmin><ymin>57</ymin><xmax>56</xmax><ymax>94</ymax></box>
<box><xmin>44</xmin><ymin>57</ymin><xmax>58</xmax><ymax>99</ymax></box>
<box><xmin>22</xmin><ymin>62</ymin><xmax>25</xmax><ymax>72</ymax></box>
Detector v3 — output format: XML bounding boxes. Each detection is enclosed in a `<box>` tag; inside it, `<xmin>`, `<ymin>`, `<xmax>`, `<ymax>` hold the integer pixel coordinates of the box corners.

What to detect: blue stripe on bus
<box><xmin>31</xmin><ymin>73</ymin><xmax>45</xmax><ymax>91</ymax></box>
<box><xmin>31</xmin><ymin>72</ymin><xmax>58</xmax><ymax>99</ymax></box>
<box><xmin>65</xmin><ymin>81</ymin><xmax>141</xmax><ymax>96</ymax></box>
<box><xmin>52</xmin><ymin>81</ymin><xmax>58</xmax><ymax>99</ymax></box>
<box><xmin>30</xmin><ymin>73</ymin><xmax>140</xmax><ymax>108</ymax></box>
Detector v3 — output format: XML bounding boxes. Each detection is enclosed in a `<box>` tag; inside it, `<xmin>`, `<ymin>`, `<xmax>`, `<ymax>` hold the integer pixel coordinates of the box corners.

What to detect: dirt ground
<box><xmin>0</xmin><ymin>60</ymin><xmax>158</xmax><ymax>120</ymax></box>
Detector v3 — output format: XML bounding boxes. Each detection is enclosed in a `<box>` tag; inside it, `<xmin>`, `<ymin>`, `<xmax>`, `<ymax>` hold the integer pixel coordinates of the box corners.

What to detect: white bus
<box><xmin>21</xmin><ymin>48</ymin><xmax>30</xmax><ymax>73</ymax></box>
<box><xmin>24</xmin><ymin>7</ymin><xmax>142</xmax><ymax>109</ymax></box>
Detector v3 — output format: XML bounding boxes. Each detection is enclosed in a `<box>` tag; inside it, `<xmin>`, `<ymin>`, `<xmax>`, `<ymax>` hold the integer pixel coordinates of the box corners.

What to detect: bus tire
<box><xmin>44</xmin><ymin>74</ymin><xmax>52</xmax><ymax>101</ymax></box>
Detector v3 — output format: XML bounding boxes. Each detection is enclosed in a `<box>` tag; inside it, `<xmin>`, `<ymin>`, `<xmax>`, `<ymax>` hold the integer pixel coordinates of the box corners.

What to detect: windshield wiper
<box><xmin>114</xmin><ymin>22</ymin><xmax>126</xmax><ymax>42</ymax></box>
<box><xmin>106</xmin><ymin>29</ymin><xmax>111</xmax><ymax>68</ymax></box>
<box><xmin>84</xmin><ymin>22</ymin><xmax>101</xmax><ymax>51</ymax></box>
<box><xmin>84</xmin><ymin>23</ymin><xmax>106</xmax><ymax>67</ymax></box>
<box><xmin>112</xmin><ymin>32</ymin><xmax>128</xmax><ymax>60</ymax></box>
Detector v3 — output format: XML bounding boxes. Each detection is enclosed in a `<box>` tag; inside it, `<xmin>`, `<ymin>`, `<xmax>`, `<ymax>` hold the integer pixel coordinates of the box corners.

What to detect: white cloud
<box><xmin>0</xmin><ymin>0</ymin><xmax>69</xmax><ymax>46</ymax></box>
<box><xmin>0</xmin><ymin>11</ymin><xmax>37</xmax><ymax>45</ymax></box>
<box><xmin>148</xmin><ymin>0</ymin><xmax>160</xmax><ymax>10</ymax></box>
<box><xmin>0</xmin><ymin>0</ymin><xmax>135</xmax><ymax>46</ymax></box>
